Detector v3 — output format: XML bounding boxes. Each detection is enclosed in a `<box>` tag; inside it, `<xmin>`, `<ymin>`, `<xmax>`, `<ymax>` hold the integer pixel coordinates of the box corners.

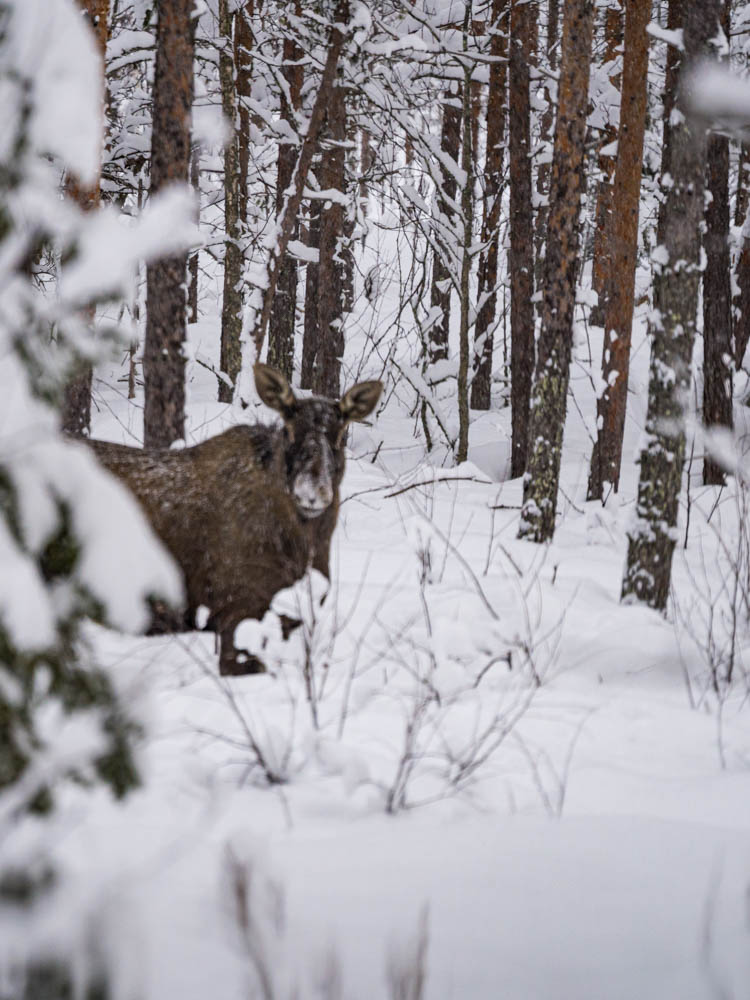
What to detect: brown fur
<box><xmin>89</xmin><ymin>366</ymin><xmax>381</xmax><ymax>675</ymax></box>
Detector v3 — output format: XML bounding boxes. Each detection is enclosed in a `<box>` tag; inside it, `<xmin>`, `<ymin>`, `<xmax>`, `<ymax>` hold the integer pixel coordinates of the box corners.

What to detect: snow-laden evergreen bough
<box><xmin>0</xmin><ymin>0</ymin><xmax>196</xmax><ymax>993</ymax></box>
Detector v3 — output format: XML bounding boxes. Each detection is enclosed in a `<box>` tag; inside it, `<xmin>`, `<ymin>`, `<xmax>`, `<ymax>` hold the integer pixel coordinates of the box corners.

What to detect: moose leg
<box><xmin>218</xmin><ymin>625</ymin><xmax>266</xmax><ymax>676</ymax></box>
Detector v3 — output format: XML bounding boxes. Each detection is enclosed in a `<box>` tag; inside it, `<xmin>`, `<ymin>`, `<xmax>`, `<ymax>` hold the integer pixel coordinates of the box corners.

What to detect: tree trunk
<box><xmin>587</xmin><ymin>0</ymin><xmax>650</xmax><ymax>500</ymax></box>
<box><xmin>534</xmin><ymin>0</ymin><xmax>560</xmax><ymax>298</ymax></box>
<box><xmin>61</xmin><ymin>0</ymin><xmax>110</xmax><ymax>437</ymax></box>
<box><xmin>268</xmin><ymin>12</ymin><xmax>303</xmax><ymax>380</ymax></box>
<box><xmin>656</xmin><ymin>0</ymin><xmax>684</xmax><ymax>247</ymax></box>
<box><xmin>143</xmin><ymin>0</ymin><xmax>194</xmax><ymax>448</ymax></box>
<box><xmin>219</xmin><ymin>0</ymin><xmax>242</xmax><ymax>403</ymax></box>
<box><xmin>250</xmin><ymin>1</ymin><xmax>348</xmax><ymax>362</ymax></box>
<box><xmin>735</xmin><ymin>142</ymin><xmax>750</xmax><ymax>229</ymax></box>
<box><xmin>622</xmin><ymin>0</ymin><xmax>721</xmax><ymax>610</ymax></box>
<box><xmin>360</xmin><ymin>127</ymin><xmax>375</xmax><ymax>213</ymax></box>
<box><xmin>427</xmin><ymin>84</ymin><xmax>462</xmax><ymax>381</ymax></box>
<box><xmin>702</xmin><ymin>1</ymin><xmax>732</xmax><ymax>485</ymax></box>
<box><xmin>508</xmin><ymin>0</ymin><xmax>536</xmax><ymax>476</ymax></box>
<box><xmin>735</xmin><ymin>222</ymin><xmax>750</xmax><ymax>369</ymax></box>
<box><xmin>313</xmin><ymin>59</ymin><xmax>348</xmax><ymax>398</ymax></box>
<box><xmin>456</xmin><ymin>3</ymin><xmax>475</xmax><ymax>463</ymax></box>
<box><xmin>589</xmin><ymin>2</ymin><xmax>623</xmax><ymax>327</ymax></box>
<box><xmin>518</xmin><ymin>0</ymin><xmax>595</xmax><ymax>543</ymax></box>
<box><xmin>301</xmin><ymin>189</ymin><xmax>321</xmax><ymax>390</ymax></box>
<box><xmin>235</xmin><ymin>1</ymin><xmax>254</xmax><ymax>231</ymax></box>
<box><xmin>471</xmin><ymin>0</ymin><xmax>508</xmax><ymax>411</ymax></box>
<box><xmin>188</xmin><ymin>140</ymin><xmax>200</xmax><ymax>323</ymax></box>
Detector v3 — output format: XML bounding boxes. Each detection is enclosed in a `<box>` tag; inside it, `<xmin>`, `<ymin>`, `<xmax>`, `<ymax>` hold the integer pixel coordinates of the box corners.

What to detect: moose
<box><xmin>89</xmin><ymin>364</ymin><xmax>382</xmax><ymax>675</ymax></box>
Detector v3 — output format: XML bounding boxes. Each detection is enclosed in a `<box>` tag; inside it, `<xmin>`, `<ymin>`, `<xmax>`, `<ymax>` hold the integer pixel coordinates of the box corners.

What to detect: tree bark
<box><xmin>702</xmin><ymin>0</ymin><xmax>732</xmax><ymax>485</ymax></box>
<box><xmin>587</xmin><ymin>0</ymin><xmax>650</xmax><ymax>499</ymax></box>
<box><xmin>456</xmin><ymin>3</ymin><xmax>475</xmax><ymax>463</ymax></box>
<box><xmin>188</xmin><ymin>140</ymin><xmax>200</xmax><ymax>324</ymax></box>
<box><xmin>427</xmin><ymin>84</ymin><xmax>462</xmax><ymax>379</ymax></box>
<box><xmin>219</xmin><ymin>0</ymin><xmax>242</xmax><ymax>402</ymax></box>
<box><xmin>589</xmin><ymin>2</ymin><xmax>623</xmax><ymax>327</ymax></box>
<box><xmin>143</xmin><ymin>0</ymin><xmax>194</xmax><ymax>448</ymax></box>
<box><xmin>518</xmin><ymin>0</ymin><xmax>595</xmax><ymax>543</ymax></box>
<box><xmin>471</xmin><ymin>0</ymin><xmax>508</xmax><ymax>411</ymax></box>
<box><xmin>534</xmin><ymin>0</ymin><xmax>560</xmax><ymax>299</ymax></box>
<box><xmin>656</xmin><ymin>0</ymin><xmax>684</xmax><ymax>247</ymax></box>
<box><xmin>235</xmin><ymin>1</ymin><xmax>254</xmax><ymax>230</ymax></box>
<box><xmin>61</xmin><ymin>0</ymin><xmax>110</xmax><ymax>437</ymax></box>
<box><xmin>508</xmin><ymin>0</ymin><xmax>536</xmax><ymax>476</ymax></box>
<box><xmin>268</xmin><ymin>8</ymin><xmax>303</xmax><ymax>380</ymax></box>
<box><xmin>251</xmin><ymin>1</ymin><xmax>349</xmax><ymax>361</ymax></box>
<box><xmin>301</xmin><ymin>189</ymin><xmax>321</xmax><ymax>390</ymax></box>
<box><xmin>622</xmin><ymin>0</ymin><xmax>721</xmax><ymax>610</ymax></box>
<box><xmin>313</xmin><ymin>61</ymin><xmax>348</xmax><ymax>398</ymax></box>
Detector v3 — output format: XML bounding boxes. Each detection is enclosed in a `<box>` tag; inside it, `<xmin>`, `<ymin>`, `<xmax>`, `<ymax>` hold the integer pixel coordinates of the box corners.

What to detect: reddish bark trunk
<box><xmin>518</xmin><ymin>0</ymin><xmax>595</xmax><ymax>543</ymax></box>
<box><xmin>587</xmin><ymin>0</ymin><xmax>650</xmax><ymax>499</ymax></box>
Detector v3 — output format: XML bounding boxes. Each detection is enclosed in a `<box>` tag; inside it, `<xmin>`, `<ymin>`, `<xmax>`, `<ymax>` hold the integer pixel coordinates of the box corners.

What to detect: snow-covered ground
<box><xmin>72</xmin><ymin>296</ymin><xmax>750</xmax><ymax>999</ymax></box>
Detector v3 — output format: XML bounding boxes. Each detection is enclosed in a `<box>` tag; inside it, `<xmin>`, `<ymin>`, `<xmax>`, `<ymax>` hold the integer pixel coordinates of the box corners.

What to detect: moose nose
<box><xmin>294</xmin><ymin>476</ymin><xmax>333</xmax><ymax>514</ymax></box>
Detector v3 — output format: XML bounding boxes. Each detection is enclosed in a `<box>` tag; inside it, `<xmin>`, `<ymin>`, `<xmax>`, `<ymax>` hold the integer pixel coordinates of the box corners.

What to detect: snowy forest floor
<box><xmin>79</xmin><ymin>289</ymin><xmax>750</xmax><ymax>999</ymax></box>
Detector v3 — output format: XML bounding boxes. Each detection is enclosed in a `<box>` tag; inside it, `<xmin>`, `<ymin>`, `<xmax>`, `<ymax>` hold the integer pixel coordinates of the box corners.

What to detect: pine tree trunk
<box><xmin>534</xmin><ymin>0</ymin><xmax>560</xmax><ymax>296</ymax></box>
<box><xmin>250</xmin><ymin>1</ymin><xmax>348</xmax><ymax>361</ymax></box>
<box><xmin>61</xmin><ymin>0</ymin><xmax>110</xmax><ymax>437</ymax></box>
<box><xmin>587</xmin><ymin>0</ymin><xmax>650</xmax><ymax>500</ymax></box>
<box><xmin>427</xmin><ymin>84</ymin><xmax>461</xmax><ymax>381</ymax></box>
<box><xmin>360</xmin><ymin>127</ymin><xmax>375</xmax><ymax>212</ymax></box>
<box><xmin>235</xmin><ymin>1</ymin><xmax>253</xmax><ymax>230</ymax></box>
<box><xmin>188</xmin><ymin>140</ymin><xmax>200</xmax><ymax>323</ymax></box>
<box><xmin>219</xmin><ymin>0</ymin><xmax>242</xmax><ymax>403</ymax></box>
<box><xmin>622</xmin><ymin>0</ymin><xmax>721</xmax><ymax>610</ymax></box>
<box><xmin>268</xmin><ymin>5</ymin><xmax>302</xmax><ymax>379</ymax></box>
<box><xmin>301</xmin><ymin>189</ymin><xmax>320</xmax><ymax>390</ymax></box>
<box><xmin>143</xmin><ymin>0</ymin><xmax>194</xmax><ymax>448</ymax></box>
<box><xmin>508</xmin><ymin>0</ymin><xmax>536</xmax><ymax>476</ymax></box>
<box><xmin>518</xmin><ymin>0</ymin><xmax>595</xmax><ymax>543</ymax></box>
<box><xmin>735</xmin><ymin>223</ymin><xmax>750</xmax><ymax>369</ymax></box>
<box><xmin>702</xmin><ymin>0</ymin><xmax>733</xmax><ymax>485</ymax></box>
<box><xmin>313</xmin><ymin>62</ymin><xmax>348</xmax><ymax>398</ymax></box>
<box><xmin>735</xmin><ymin>142</ymin><xmax>750</xmax><ymax>229</ymax></box>
<box><xmin>656</xmin><ymin>0</ymin><xmax>684</xmax><ymax>247</ymax></box>
<box><xmin>456</xmin><ymin>3</ymin><xmax>474</xmax><ymax>464</ymax></box>
<box><xmin>589</xmin><ymin>2</ymin><xmax>623</xmax><ymax>327</ymax></box>
<box><xmin>733</xmin><ymin>144</ymin><xmax>750</xmax><ymax>370</ymax></box>
<box><xmin>471</xmin><ymin>0</ymin><xmax>508</xmax><ymax>411</ymax></box>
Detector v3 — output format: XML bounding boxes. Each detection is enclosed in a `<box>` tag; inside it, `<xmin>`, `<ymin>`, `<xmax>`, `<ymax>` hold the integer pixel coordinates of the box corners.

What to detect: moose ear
<box><xmin>254</xmin><ymin>363</ymin><xmax>296</xmax><ymax>414</ymax></box>
<box><xmin>339</xmin><ymin>380</ymin><xmax>383</xmax><ymax>424</ymax></box>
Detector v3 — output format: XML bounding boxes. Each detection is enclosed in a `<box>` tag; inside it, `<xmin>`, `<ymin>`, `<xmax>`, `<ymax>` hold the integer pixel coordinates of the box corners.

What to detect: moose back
<box><xmin>89</xmin><ymin>364</ymin><xmax>382</xmax><ymax>675</ymax></box>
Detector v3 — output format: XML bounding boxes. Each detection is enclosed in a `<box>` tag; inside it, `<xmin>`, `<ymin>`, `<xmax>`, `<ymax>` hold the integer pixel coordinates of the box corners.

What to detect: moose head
<box><xmin>253</xmin><ymin>363</ymin><xmax>383</xmax><ymax>520</ymax></box>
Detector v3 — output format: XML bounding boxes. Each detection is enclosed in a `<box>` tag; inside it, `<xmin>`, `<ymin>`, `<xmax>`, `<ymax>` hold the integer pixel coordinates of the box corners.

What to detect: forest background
<box><xmin>3</xmin><ymin>0</ymin><xmax>750</xmax><ymax>997</ymax></box>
